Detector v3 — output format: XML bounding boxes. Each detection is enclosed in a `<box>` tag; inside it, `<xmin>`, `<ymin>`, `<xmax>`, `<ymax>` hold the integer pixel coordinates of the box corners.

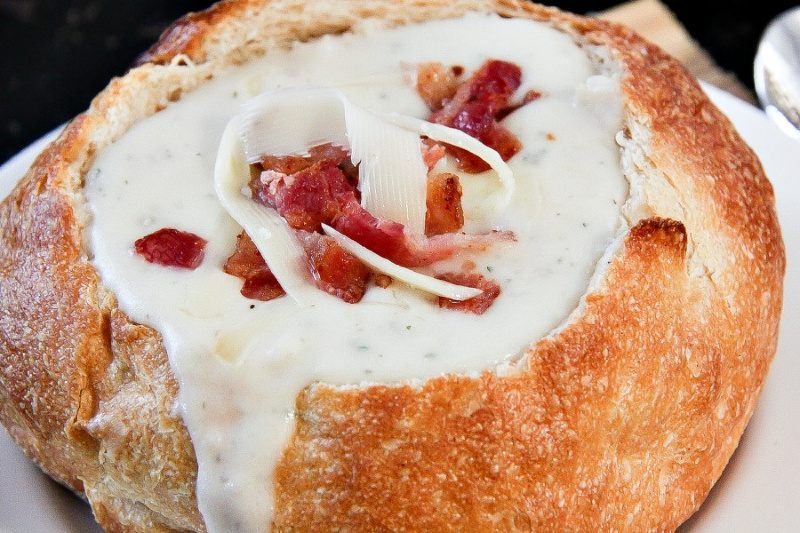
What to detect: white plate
<box><xmin>1</xmin><ymin>84</ymin><xmax>798</xmax><ymax>532</ymax></box>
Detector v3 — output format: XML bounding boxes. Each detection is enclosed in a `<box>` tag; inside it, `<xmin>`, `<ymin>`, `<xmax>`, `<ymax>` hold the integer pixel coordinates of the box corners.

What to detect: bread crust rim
<box><xmin>0</xmin><ymin>1</ymin><xmax>785</xmax><ymax>531</ymax></box>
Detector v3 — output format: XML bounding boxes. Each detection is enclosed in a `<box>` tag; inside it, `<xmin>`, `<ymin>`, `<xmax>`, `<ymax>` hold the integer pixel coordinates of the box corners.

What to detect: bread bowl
<box><xmin>0</xmin><ymin>0</ymin><xmax>785</xmax><ymax>531</ymax></box>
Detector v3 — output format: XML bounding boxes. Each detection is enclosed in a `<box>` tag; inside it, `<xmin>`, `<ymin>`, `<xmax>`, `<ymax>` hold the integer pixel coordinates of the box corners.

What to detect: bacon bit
<box><xmin>437</xmin><ymin>272</ymin><xmax>501</xmax><ymax>314</ymax></box>
<box><xmin>259</xmin><ymin>143</ymin><xmax>351</xmax><ymax>175</ymax></box>
<box><xmin>252</xmin><ymin>159</ymin><xmax>358</xmax><ymax>232</ymax></box>
<box><xmin>260</xmin><ymin>154</ymin><xmax>313</xmax><ymax>176</ymax></box>
<box><xmin>332</xmin><ymin>201</ymin><xmax>409</xmax><ymax>262</ymax></box>
<box><xmin>497</xmin><ymin>89</ymin><xmax>543</xmax><ymax>121</ymax></box>
<box><xmin>299</xmin><ymin>232</ymin><xmax>371</xmax><ymax>303</ymax></box>
<box><xmin>428</xmin><ymin>59</ymin><xmax>523</xmax><ymax>173</ymax></box>
<box><xmin>521</xmin><ymin>88</ymin><xmax>543</xmax><ymax>104</ymax></box>
<box><xmin>421</xmin><ymin>139</ymin><xmax>447</xmax><ymax>171</ymax></box>
<box><xmin>475</xmin><ymin>124</ymin><xmax>522</xmax><ymax>163</ymax></box>
<box><xmin>134</xmin><ymin>228</ymin><xmax>207</xmax><ymax>269</ymax></box>
<box><xmin>416</xmin><ymin>62</ymin><xmax>463</xmax><ymax>111</ymax></box>
<box><xmin>425</xmin><ymin>172</ymin><xmax>464</xmax><ymax>236</ymax></box>
<box><xmin>223</xmin><ymin>231</ymin><xmax>285</xmax><ymax>301</ymax></box>
<box><xmin>374</xmin><ymin>273</ymin><xmax>393</xmax><ymax>288</ymax></box>
<box><xmin>240</xmin><ymin>274</ymin><xmax>285</xmax><ymax>302</ymax></box>
<box><xmin>333</xmin><ymin>201</ymin><xmax>515</xmax><ymax>267</ymax></box>
<box><xmin>430</xmin><ymin>59</ymin><xmax>521</xmax><ymax>124</ymax></box>
<box><xmin>447</xmin><ymin>124</ymin><xmax>520</xmax><ymax>173</ymax></box>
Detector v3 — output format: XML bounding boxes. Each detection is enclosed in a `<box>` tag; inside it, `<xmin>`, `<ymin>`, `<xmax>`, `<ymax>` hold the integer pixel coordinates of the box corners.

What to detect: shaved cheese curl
<box><xmin>214</xmin><ymin>119</ymin><xmax>321</xmax><ymax>306</ymax></box>
<box><xmin>321</xmin><ymin>224</ymin><xmax>482</xmax><ymax>301</ymax></box>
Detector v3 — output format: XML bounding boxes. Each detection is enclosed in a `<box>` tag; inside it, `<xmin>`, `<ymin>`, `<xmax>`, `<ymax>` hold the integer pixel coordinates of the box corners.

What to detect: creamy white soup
<box><xmin>86</xmin><ymin>12</ymin><xmax>628</xmax><ymax>533</ymax></box>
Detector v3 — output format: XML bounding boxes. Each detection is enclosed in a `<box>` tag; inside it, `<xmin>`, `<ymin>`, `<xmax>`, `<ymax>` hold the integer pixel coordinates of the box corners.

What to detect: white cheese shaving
<box><xmin>342</xmin><ymin>98</ymin><xmax>428</xmax><ymax>236</ymax></box>
<box><xmin>379</xmin><ymin>112</ymin><xmax>516</xmax><ymax>209</ymax></box>
<box><xmin>214</xmin><ymin>119</ymin><xmax>321</xmax><ymax>307</ymax></box>
<box><xmin>238</xmin><ymin>88</ymin><xmax>347</xmax><ymax>161</ymax></box>
<box><xmin>321</xmin><ymin>224</ymin><xmax>483</xmax><ymax>301</ymax></box>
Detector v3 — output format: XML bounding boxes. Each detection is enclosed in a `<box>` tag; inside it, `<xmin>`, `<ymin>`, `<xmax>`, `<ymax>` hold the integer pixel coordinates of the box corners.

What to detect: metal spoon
<box><xmin>754</xmin><ymin>6</ymin><xmax>800</xmax><ymax>140</ymax></box>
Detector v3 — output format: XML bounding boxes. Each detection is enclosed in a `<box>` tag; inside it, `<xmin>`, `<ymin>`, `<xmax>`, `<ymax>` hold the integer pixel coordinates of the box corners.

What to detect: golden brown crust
<box><xmin>275</xmin><ymin>217</ymin><xmax>763</xmax><ymax>532</ymax></box>
<box><xmin>0</xmin><ymin>1</ymin><xmax>784</xmax><ymax>532</ymax></box>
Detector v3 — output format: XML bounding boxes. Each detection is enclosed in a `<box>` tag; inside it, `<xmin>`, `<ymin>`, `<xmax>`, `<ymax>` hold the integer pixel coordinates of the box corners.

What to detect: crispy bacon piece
<box><xmin>332</xmin><ymin>201</ymin><xmax>408</xmax><ymax>261</ymax></box>
<box><xmin>374</xmin><ymin>273</ymin><xmax>393</xmax><ymax>288</ymax></box>
<box><xmin>299</xmin><ymin>232</ymin><xmax>371</xmax><ymax>303</ymax></box>
<box><xmin>416</xmin><ymin>62</ymin><xmax>464</xmax><ymax>111</ymax></box>
<box><xmin>428</xmin><ymin>59</ymin><xmax>523</xmax><ymax>172</ymax></box>
<box><xmin>430</xmin><ymin>59</ymin><xmax>521</xmax><ymax>124</ymax></box>
<box><xmin>253</xmin><ymin>159</ymin><xmax>358</xmax><ymax>232</ymax></box>
<box><xmin>421</xmin><ymin>139</ymin><xmax>447</xmax><ymax>171</ymax></box>
<box><xmin>437</xmin><ymin>272</ymin><xmax>501</xmax><ymax>314</ymax></box>
<box><xmin>223</xmin><ymin>231</ymin><xmax>285</xmax><ymax>301</ymax></box>
<box><xmin>259</xmin><ymin>143</ymin><xmax>351</xmax><ymax>175</ymax></box>
<box><xmin>223</xmin><ymin>230</ymin><xmax>371</xmax><ymax>304</ymax></box>
<box><xmin>134</xmin><ymin>228</ymin><xmax>207</xmax><ymax>269</ymax></box>
<box><xmin>425</xmin><ymin>172</ymin><xmax>464</xmax><ymax>236</ymax></box>
<box><xmin>332</xmin><ymin>201</ymin><xmax>514</xmax><ymax>267</ymax></box>
<box><xmin>497</xmin><ymin>88</ymin><xmax>543</xmax><ymax>121</ymax></box>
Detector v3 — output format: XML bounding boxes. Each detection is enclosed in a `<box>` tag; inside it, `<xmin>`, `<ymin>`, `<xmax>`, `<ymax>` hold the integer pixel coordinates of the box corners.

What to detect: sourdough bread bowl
<box><xmin>0</xmin><ymin>0</ymin><xmax>785</xmax><ymax>532</ymax></box>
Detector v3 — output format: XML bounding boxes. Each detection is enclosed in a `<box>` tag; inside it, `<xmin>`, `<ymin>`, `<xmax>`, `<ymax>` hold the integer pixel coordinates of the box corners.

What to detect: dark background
<box><xmin>1</xmin><ymin>0</ymin><xmax>798</xmax><ymax>165</ymax></box>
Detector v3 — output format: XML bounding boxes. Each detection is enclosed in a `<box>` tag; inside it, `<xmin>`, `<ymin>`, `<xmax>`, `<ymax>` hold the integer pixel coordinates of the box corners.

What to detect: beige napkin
<box><xmin>599</xmin><ymin>0</ymin><xmax>756</xmax><ymax>103</ymax></box>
